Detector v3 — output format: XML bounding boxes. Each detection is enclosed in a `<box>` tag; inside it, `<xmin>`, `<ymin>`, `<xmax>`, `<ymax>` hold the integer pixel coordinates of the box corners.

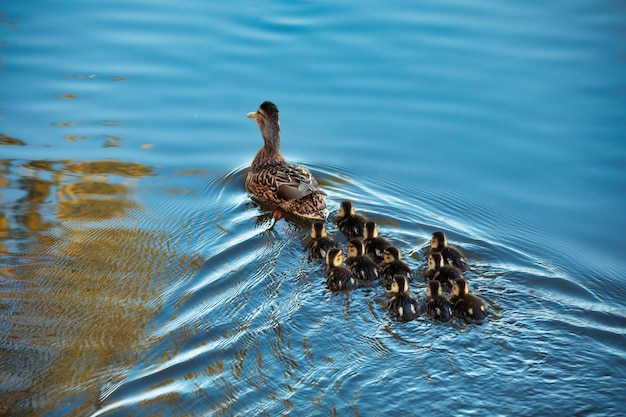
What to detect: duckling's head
<box><xmin>364</xmin><ymin>221</ymin><xmax>378</xmax><ymax>239</ymax></box>
<box><xmin>452</xmin><ymin>277</ymin><xmax>468</xmax><ymax>297</ymax></box>
<box><xmin>427</xmin><ymin>279</ymin><xmax>442</xmax><ymax>297</ymax></box>
<box><xmin>326</xmin><ymin>247</ymin><xmax>343</xmax><ymax>268</ymax></box>
<box><xmin>311</xmin><ymin>222</ymin><xmax>327</xmax><ymax>239</ymax></box>
<box><xmin>338</xmin><ymin>200</ymin><xmax>355</xmax><ymax>218</ymax></box>
<box><xmin>347</xmin><ymin>239</ymin><xmax>364</xmax><ymax>257</ymax></box>
<box><xmin>390</xmin><ymin>274</ymin><xmax>409</xmax><ymax>294</ymax></box>
<box><xmin>247</xmin><ymin>101</ymin><xmax>280</xmax><ymax>150</ymax></box>
<box><xmin>383</xmin><ymin>246</ymin><xmax>400</xmax><ymax>263</ymax></box>
<box><xmin>427</xmin><ymin>253</ymin><xmax>444</xmax><ymax>271</ymax></box>
<box><xmin>431</xmin><ymin>231</ymin><xmax>447</xmax><ymax>249</ymax></box>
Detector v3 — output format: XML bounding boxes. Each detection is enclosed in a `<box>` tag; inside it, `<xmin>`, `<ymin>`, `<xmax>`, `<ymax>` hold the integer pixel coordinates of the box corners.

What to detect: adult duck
<box><xmin>246</xmin><ymin>101</ymin><xmax>328</xmax><ymax>220</ymax></box>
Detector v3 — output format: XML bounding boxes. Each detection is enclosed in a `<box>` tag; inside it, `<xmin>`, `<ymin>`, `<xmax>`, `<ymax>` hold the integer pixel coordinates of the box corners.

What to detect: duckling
<box><xmin>246</xmin><ymin>101</ymin><xmax>328</xmax><ymax>220</ymax></box>
<box><xmin>424</xmin><ymin>253</ymin><xmax>461</xmax><ymax>292</ymax></box>
<box><xmin>434</xmin><ymin>265</ymin><xmax>463</xmax><ymax>292</ymax></box>
<box><xmin>325</xmin><ymin>248</ymin><xmax>359</xmax><ymax>292</ymax></box>
<box><xmin>387</xmin><ymin>275</ymin><xmax>420</xmax><ymax>322</ymax></box>
<box><xmin>449</xmin><ymin>277</ymin><xmax>489</xmax><ymax>323</ymax></box>
<box><xmin>423</xmin><ymin>280</ymin><xmax>453</xmax><ymax>322</ymax></box>
<box><xmin>307</xmin><ymin>222</ymin><xmax>340</xmax><ymax>261</ymax></box>
<box><xmin>345</xmin><ymin>238</ymin><xmax>381</xmax><ymax>286</ymax></box>
<box><xmin>428</xmin><ymin>231</ymin><xmax>469</xmax><ymax>272</ymax></box>
<box><xmin>334</xmin><ymin>200</ymin><xmax>367</xmax><ymax>238</ymax></box>
<box><xmin>380</xmin><ymin>246</ymin><xmax>414</xmax><ymax>289</ymax></box>
<box><xmin>363</xmin><ymin>221</ymin><xmax>392</xmax><ymax>263</ymax></box>
<box><xmin>424</xmin><ymin>252</ymin><xmax>444</xmax><ymax>280</ymax></box>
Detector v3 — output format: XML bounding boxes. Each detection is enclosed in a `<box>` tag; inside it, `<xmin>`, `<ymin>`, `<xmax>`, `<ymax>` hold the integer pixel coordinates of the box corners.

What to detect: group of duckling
<box><xmin>307</xmin><ymin>200</ymin><xmax>489</xmax><ymax>324</ymax></box>
<box><xmin>244</xmin><ymin>101</ymin><xmax>488</xmax><ymax>324</ymax></box>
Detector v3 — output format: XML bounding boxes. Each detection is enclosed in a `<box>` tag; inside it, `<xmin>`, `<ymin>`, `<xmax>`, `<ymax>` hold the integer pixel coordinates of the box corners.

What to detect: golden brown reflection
<box><xmin>0</xmin><ymin>133</ymin><xmax>25</xmax><ymax>146</ymax></box>
<box><xmin>0</xmin><ymin>158</ymin><xmax>204</xmax><ymax>416</ymax></box>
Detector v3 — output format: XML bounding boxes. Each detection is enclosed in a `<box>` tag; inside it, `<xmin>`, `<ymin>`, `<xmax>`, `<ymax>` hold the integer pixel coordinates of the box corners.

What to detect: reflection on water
<box><xmin>0</xmin><ymin>134</ymin><xmax>25</xmax><ymax>146</ymax></box>
<box><xmin>0</xmin><ymin>158</ymin><xmax>204</xmax><ymax>416</ymax></box>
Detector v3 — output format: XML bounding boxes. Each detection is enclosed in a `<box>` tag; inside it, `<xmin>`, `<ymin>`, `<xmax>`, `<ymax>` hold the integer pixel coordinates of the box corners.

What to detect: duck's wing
<box><xmin>275</xmin><ymin>163</ymin><xmax>325</xmax><ymax>201</ymax></box>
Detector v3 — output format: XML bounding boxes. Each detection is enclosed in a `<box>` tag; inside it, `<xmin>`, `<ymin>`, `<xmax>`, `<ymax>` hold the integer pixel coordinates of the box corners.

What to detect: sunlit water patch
<box><xmin>71</xmin><ymin>163</ymin><xmax>624</xmax><ymax>417</ymax></box>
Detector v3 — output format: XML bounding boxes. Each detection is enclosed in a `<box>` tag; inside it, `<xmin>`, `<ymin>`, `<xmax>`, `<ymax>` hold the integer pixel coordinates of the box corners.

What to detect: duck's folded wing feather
<box><xmin>276</xmin><ymin>164</ymin><xmax>324</xmax><ymax>201</ymax></box>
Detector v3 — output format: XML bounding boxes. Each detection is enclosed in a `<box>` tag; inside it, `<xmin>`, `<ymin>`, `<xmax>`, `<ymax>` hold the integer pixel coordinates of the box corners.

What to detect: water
<box><xmin>1</xmin><ymin>0</ymin><xmax>625</xmax><ymax>416</ymax></box>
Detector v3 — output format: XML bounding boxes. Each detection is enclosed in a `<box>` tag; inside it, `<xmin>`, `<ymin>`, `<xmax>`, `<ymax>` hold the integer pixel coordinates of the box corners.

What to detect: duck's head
<box><xmin>338</xmin><ymin>200</ymin><xmax>355</xmax><ymax>218</ymax></box>
<box><xmin>427</xmin><ymin>253</ymin><xmax>444</xmax><ymax>271</ymax></box>
<box><xmin>326</xmin><ymin>247</ymin><xmax>343</xmax><ymax>268</ymax></box>
<box><xmin>431</xmin><ymin>231</ymin><xmax>447</xmax><ymax>249</ymax></box>
<box><xmin>427</xmin><ymin>279</ymin><xmax>442</xmax><ymax>297</ymax></box>
<box><xmin>247</xmin><ymin>101</ymin><xmax>280</xmax><ymax>150</ymax></box>
<box><xmin>452</xmin><ymin>277</ymin><xmax>468</xmax><ymax>297</ymax></box>
<box><xmin>311</xmin><ymin>222</ymin><xmax>327</xmax><ymax>239</ymax></box>
<box><xmin>390</xmin><ymin>274</ymin><xmax>409</xmax><ymax>294</ymax></box>
<box><xmin>364</xmin><ymin>221</ymin><xmax>378</xmax><ymax>239</ymax></box>
<box><xmin>383</xmin><ymin>246</ymin><xmax>400</xmax><ymax>263</ymax></box>
<box><xmin>347</xmin><ymin>239</ymin><xmax>364</xmax><ymax>257</ymax></box>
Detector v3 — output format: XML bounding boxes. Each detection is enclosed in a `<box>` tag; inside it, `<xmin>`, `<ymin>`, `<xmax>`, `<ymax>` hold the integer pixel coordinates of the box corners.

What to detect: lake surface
<box><xmin>1</xmin><ymin>0</ymin><xmax>625</xmax><ymax>416</ymax></box>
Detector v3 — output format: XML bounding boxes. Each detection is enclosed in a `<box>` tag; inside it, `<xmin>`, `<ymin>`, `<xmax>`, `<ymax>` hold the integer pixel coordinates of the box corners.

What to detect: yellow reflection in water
<box><xmin>0</xmin><ymin>133</ymin><xmax>25</xmax><ymax>146</ymax></box>
<box><xmin>0</xmin><ymin>159</ymin><xmax>204</xmax><ymax>416</ymax></box>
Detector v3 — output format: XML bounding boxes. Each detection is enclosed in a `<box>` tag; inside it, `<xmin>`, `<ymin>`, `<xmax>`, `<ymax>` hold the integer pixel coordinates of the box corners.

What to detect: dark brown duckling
<box><xmin>307</xmin><ymin>222</ymin><xmax>340</xmax><ymax>261</ymax></box>
<box><xmin>246</xmin><ymin>101</ymin><xmax>328</xmax><ymax>220</ymax></box>
<box><xmin>334</xmin><ymin>200</ymin><xmax>367</xmax><ymax>238</ymax></box>
<box><xmin>424</xmin><ymin>253</ymin><xmax>461</xmax><ymax>292</ymax></box>
<box><xmin>325</xmin><ymin>248</ymin><xmax>359</xmax><ymax>292</ymax></box>
<box><xmin>387</xmin><ymin>275</ymin><xmax>420</xmax><ymax>322</ymax></box>
<box><xmin>449</xmin><ymin>277</ymin><xmax>489</xmax><ymax>323</ymax></box>
<box><xmin>424</xmin><ymin>252</ymin><xmax>444</xmax><ymax>280</ymax></box>
<box><xmin>380</xmin><ymin>246</ymin><xmax>414</xmax><ymax>289</ymax></box>
<box><xmin>346</xmin><ymin>238</ymin><xmax>381</xmax><ymax>286</ymax></box>
<box><xmin>428</xmin><ymin>231</ymin><xmax>469</xmax><ymax>272</ymax></box>
<box><xmin>363</xmin><ymin>221</ymin><xmax>392</xmax><ymax>263</ymax></box>
<box><xmin>423</xmin><ymin>280</ymin><xmax>453</xmax><ymax>322</ymax></box>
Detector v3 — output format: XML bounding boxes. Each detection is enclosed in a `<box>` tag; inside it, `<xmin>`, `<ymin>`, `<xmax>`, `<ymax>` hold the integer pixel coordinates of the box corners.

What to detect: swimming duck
<box><xmin>428</xmin><ymin>231</ymin><xmax>469</xmax><ymax>272</ymax></box>
<box><xmin>363</xmin><ymin>221</ymin><xmax>392</xmax><ymax>263</ymax></box>
<box><xmin>346</xmin><ymin>238</ymin><xmax>381</xmax><ymax>285</ymax></box>
<box><xmin>423</xmin><ymin>280</ymin><xmax>453</xmax><ymax>322</ymax></box>
<box><xmin>325</xmin><ymin>248</ymin><xmax>359</xmax><ymax>292</ymax></box>
<box><xmin>387</xmin><ymin>275</ymin><xmax>420</xmax><ymax>322</ymax></box>
<box><xmin>246</xmin><ymin>101</ymin><xmax>328</xmax><ymax>220</ymax></box>
<box><xmin>424</xmin><ymin>253</ymin><xmax>461</xmax><ymax>292</ymax></box>
<box><xmin>449</xmin><ymin>277</ymin><xmax>489</xmax><ymax>323</ymax></box>
<box><xmin>380</xmin><ymin>246</ymin><xmax>414</xmax><ymax>289</ymax></box>
<box><xmin>334</xmin><ymin>200</ymin><xmax>367</xmax><ymax>238</ymax></box>
<box><xmin>307</xmin><ymin>222</ymin><xmax>340</xmax><ymax>261</ymax></box>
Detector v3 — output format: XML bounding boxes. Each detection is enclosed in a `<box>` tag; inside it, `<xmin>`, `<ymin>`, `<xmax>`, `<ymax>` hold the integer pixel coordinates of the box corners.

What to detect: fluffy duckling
<box><xmin>387</xmin><ymin>275</ymin><xmax>420</xmax><ymax>322</ymax></box>
<box><xmin>424</xmin><ymin>253</ymin><xmax>461</xmax><ymax>292</ymax></box>
<box><xmin>246</xmin><ymin>101</ymin><xmax>328</xmax><ymax>220</ymax></box>
<box><xmin>363</xmin><ymin>221</ymin><xmax>392</xmax><ymax>263</ymax></box>
<box><xmin>307</xmin><ymin>222</ymin><xmax>340</xmax><ymax>261</ymax></box>
<box><xmin>334</xmin><ymin>200</ymin><xmax>367</xmax><ymax>238</ymax></box>
<box><xmin>449</xmin><ymin>277</ymin><xmax>489</xmax><ymax>323</ymax></box>
<box><xmin>346</xmin><ymin>239</ymin><xmax>381</xmax><ymax>286</ymax></box>
<box><xmin>428</xmin><ymin>231</ymin><xmax>469</xmax><ymax>272</ymax></box>
<box><xmin>423</xmin><ymin>280</ymin><xmax>453</xmax><ymax>322</ymax></box>
<box><xmin>380</xmin><ymin>246</ymin><xmax>414</xmax><ymax>289</ymax></box>
<box><xmin>325</xmin><ymin>248</ymin><xmax>359</xmax><ymax>292</ymax></box>
<box><xmin>424</xmin><ymin>252</ymin><xmax>444</xmax><ymax>280</ymax></box>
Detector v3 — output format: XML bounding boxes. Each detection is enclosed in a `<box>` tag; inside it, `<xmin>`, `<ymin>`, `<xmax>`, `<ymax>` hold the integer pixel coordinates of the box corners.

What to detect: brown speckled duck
<box><xmin>246</xmin><ymin>101</ymin><xmax>328</xmax><ymax>220</ymax></box>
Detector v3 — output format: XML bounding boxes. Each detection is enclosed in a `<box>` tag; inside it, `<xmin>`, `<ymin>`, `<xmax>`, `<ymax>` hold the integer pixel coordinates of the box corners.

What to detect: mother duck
<box><xmin>246</xmin><ymin>101</ymin><xmax>328</xmax><ymax>220</ymax></box>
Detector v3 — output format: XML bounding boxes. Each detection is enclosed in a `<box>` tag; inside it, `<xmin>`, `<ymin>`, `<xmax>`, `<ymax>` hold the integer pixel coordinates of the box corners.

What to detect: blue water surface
<box><xmin>1</xmin><ymin>0</ymin><xmax>625</xmax><ymax>416</ymax></box>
